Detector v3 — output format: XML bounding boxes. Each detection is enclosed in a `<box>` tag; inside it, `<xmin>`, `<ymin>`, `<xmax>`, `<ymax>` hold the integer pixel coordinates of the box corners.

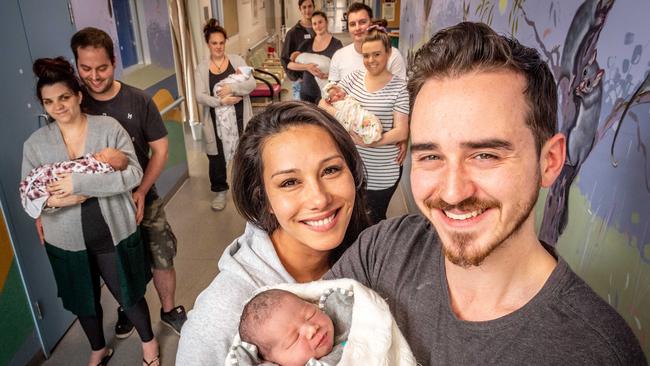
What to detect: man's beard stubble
<box><xmin>424</xmin><ymin>187</ymin><xmax>540</xmax><ymax>268</ymax></box>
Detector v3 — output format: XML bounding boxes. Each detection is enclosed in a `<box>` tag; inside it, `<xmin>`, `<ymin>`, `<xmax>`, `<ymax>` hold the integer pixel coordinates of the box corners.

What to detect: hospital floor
<box><xmin>34</xmin><ymin>98</ymin><xmax>409</xmax><ymax>366</ymax></box>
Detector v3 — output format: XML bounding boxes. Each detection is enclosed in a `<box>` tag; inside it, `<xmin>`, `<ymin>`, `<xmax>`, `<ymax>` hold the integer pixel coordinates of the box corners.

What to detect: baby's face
<box><xmin>327</xmin><ymin>87</ymin><xmax>346</xmax><ymax>103</ymax></box>
<box><xmin>259</xmin><ymin>296</ymin><xmax>334</xmax><ymax>366</ymax></box>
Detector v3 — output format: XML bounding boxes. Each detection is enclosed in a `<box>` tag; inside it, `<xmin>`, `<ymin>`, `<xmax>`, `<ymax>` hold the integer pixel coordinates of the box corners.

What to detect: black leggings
<box><xmin>78</xmin><ymin>251</ymin><xmax>153</xmax><ymax>350</ymax></box>
<box><xmin>207</xmin><ymin>112</ymin><xmax>244</xmax><ymax>193</ymax></box>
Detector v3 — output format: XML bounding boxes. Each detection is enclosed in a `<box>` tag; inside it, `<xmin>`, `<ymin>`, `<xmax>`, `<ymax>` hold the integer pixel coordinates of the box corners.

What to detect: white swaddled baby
<box><xmin>211</xmin><ymin>66</ymin><xmax>253</xmax><ymax>160</ymax></box>
<box><xmin>291</xmin><ymin>51</ymin><xmax>332</xmax><ymax>94</ymax></box>
<box><xmin>321</xmin><ymin>82</ymin><xmax>383</xmax><ymax>144</ymax></box>
<box><xmin>226</xmin><ymin>279</ymin><xmax>416</xmax><ymax>366</ymax></box>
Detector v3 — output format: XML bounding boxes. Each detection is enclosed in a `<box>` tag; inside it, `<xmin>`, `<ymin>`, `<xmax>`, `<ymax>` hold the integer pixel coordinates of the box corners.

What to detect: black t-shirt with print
<box><xmin>82</xmin><ymin>82</ymin><xmax>168</xmax><ymax>201</ymax></box>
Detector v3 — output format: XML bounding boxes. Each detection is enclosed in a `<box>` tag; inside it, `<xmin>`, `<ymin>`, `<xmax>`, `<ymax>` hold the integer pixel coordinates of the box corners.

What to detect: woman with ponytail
<box><xmin>22</xmin><ymin>57</ymin><xmax>159</xmax><ymax>366</ymax></box>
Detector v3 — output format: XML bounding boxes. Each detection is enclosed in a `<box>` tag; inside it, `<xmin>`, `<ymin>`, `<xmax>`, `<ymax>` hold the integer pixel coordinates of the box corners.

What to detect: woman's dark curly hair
<box><xmin>232</xmin><ymin>101</ymin><xmax>370</xmax><ymax>264</ymax></box>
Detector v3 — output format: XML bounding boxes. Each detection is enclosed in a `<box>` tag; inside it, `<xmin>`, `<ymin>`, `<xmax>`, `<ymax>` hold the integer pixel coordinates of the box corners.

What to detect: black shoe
<box><xmin>160</xmin><ymin>305</ymin><xmax>187</xmax><ymax>335</ymax></box>
<box><xmin>115</xmin><ymin>306</ymin><xmax>134</xmax><ymax>339</ymax></box>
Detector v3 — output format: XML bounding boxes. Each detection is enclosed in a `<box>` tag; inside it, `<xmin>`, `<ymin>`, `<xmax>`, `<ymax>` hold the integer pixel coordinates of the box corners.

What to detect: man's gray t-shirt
<box><xmin>327</xmin><ymin>214</ymin><xmax>646</xmax><ymax>365</ymax></box>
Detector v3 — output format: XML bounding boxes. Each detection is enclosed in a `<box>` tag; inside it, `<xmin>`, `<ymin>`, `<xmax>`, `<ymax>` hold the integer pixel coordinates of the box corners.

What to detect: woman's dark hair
<box><xmin>298</xmin><ymin>0</ymin><xmax>314</xmax><ymax>7</ymax></box>
<box><xmin>232</xmin><ymin>101</ymin><xmax>370</xmax><ymax>264</ymax></box>
<box><xmin>33</xmin><ymin>57</ymin><xmax>82</xmax><ymax>103</ymax></box>
<box><xmin>203</xmin><ymin>18</ymin><xmax>227</xmax><ymax>43</ymax></box>
<box><xmin>311</xmin><ymin>10</ymin><xmax>328</xmax><ymax>22</ymax></box>
<box><xmin>362</xmin><ymin>19</ymin><xmax>391</xmax><ymax>52</ymax></box>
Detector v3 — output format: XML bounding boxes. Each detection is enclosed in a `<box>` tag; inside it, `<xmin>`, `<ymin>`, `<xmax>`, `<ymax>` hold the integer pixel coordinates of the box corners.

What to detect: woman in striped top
<box><xmin>320</xmin><ymin>22</ymin><xmax>409</xmax><ymax>224</ymax></box>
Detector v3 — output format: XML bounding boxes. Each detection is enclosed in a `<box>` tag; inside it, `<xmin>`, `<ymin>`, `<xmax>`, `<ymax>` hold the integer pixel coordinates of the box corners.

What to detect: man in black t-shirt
<box><xmin>327</xmin><ymin>22</ymin><xmax>646</xmax><ymax>365</ymax></box>
<box><xmin>69</xmin><ymin>27</ymin><xmax>187</xmax><ymax>338</ymax></box>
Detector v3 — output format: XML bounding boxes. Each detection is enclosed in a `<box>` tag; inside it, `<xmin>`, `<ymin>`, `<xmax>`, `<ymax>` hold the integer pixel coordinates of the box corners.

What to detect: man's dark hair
<box><xmin>232</xmin><ymin>101</ymin><xmax>370</xmax><ymax>265</ymax></box>
<box><xmin>70</xmin><ymin>27</ymin><xmax>116</xmax><ymax>65</ymax></box>
<box><xmin>347</xmin><ymin>2</ymin><xmax>372</xmax><ymax>19</ymax></box>
<box><xmin>408</xmin><ymin>22</ymin><xmax>557</xmax><ymax>154</ymax></box>
<box><xmin>239</xmin><ymin>289</ymin><xmax>297</xmax><ymax>357</ymax></box>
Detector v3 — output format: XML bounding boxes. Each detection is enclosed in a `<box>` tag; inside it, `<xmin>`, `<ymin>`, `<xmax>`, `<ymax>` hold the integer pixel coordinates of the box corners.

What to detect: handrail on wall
<box><xmin>159</xmin><ymin>96</ymin><xmax>185</xmax><ymax>117</ymax></box>
<box><xmin>247</xmin><ymin>32</ymin><xmax>277</xmax><ymax>54</ymax></box>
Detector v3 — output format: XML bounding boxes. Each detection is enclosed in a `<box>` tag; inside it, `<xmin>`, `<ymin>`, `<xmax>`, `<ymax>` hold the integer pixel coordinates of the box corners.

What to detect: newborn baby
<box><xmin>233</xmin><ymin>288</ymin><xmax>353</xmax><ymax>366</ymax></box>
<box><xmin>239</xmin><ymin>289</ymin><xmax>338</xmax><ymax>366</ymax></box>
<box><xmin>322</xmin><ymin>82</ymin><xmax>383</xmax><ymax>144</ymax></box>
<box><xmin>290</xmin><ymin>51</ymin><xmax>331</xmax><ymax>92</ymax></box>
<box><xmin>20</xmin><ymin>147</ymin><xmax>127</xmax><ymax>218</ymax></box>
<box><xmin>211</xmin><ymin>66</ymin><xmax>253</xmax><ymax>160</ymax></box>
<box><xmin>226</xmin><ymin>279</ymin><xmax>416</xmax><ymax>366</ymax></box>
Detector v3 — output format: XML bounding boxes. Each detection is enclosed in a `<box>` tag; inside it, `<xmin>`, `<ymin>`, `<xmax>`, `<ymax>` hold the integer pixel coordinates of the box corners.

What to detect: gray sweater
<box><xmin>21</xmin><ymin>115</ymin><xmax>143</xmax><ymax>251</ymax></box>
<box><xmin>175</xmin><ymin>222</ymin><xmax>296</xmax><ymax>366</ymax></box>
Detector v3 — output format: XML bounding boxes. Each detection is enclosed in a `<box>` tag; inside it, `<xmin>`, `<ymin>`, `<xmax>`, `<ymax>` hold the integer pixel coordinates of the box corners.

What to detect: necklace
<box><xmin>211</xmin><ymin>57</ymin><xmax>226</xmax><ymax>73</ymax></box>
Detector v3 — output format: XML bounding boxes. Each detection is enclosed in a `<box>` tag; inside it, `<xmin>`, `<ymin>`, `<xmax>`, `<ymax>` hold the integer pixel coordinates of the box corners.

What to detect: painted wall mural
<box><xmin>400</xmin><ymin>0</ymin><xmax>650</xmax><ymax>355</ymax></box>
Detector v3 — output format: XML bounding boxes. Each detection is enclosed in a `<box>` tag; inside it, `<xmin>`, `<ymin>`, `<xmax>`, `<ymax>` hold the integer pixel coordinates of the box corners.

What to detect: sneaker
<box><xmin>115</xmin><ymin>307</ymin><xmax>134</xmax><ymax>339</ymax></box>
<box><xmin>160</xmin><ymin>305</ymin><xmax>187</xmax><ymax>335</ymax></box>
<box><xmin>211</xmin><ymin>191</ymin><xmax>227</xmax><ymax>211</ymax></box>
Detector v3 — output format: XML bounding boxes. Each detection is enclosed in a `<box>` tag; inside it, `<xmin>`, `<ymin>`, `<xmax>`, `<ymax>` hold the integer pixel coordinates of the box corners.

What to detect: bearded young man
<box><xmin>327</xmin><ymin>22</ymin><xmax>646</xmax><ymax>365</ymax></box>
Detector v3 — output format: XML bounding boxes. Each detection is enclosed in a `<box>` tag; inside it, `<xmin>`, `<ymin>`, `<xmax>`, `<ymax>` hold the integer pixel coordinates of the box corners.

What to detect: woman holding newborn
<box><xmin>22</xmin><ymin>57</ymin><xmax>158</xmax><ymax>366</ymax></box>
<box><xmin>195</xmin><ymin>18</ymin><xmax>255</xmax><ymax>211</ymax></box>
<box><xmin>176</xmin><ymin>101</ymin><xmax>370</xmax><ymax>365</ymax></box>
<box><xmin>288</xmin><ymin>11</ymin><xmax>342</xmax><ymax>104</ymax></box>
<box><xmin>320</xmin><ymin>22</ymin><xmax>409</xmax><ymax>224</ymax></box>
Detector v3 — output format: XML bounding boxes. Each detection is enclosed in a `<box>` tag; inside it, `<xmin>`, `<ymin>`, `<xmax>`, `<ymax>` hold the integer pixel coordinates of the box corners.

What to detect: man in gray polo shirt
<box><xmin>327</xmin><ymin>22</ymin><xmax>646</xmax><ymax>365</ymax></box>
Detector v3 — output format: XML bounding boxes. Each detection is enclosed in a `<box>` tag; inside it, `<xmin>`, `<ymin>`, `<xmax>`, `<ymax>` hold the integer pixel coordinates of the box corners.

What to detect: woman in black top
<box><xmin>195</xmin><ymin>19</ymin><xmax>255</xmax><ymax>211</ymax></box>
<box><xmin>288</xmin><ymin>11</ymin><xmax>343</xmax><ymax>104</ymax></box>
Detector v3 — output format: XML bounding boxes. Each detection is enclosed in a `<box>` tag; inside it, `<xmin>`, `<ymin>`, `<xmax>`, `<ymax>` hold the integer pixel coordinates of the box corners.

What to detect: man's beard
<box><xmin>424</xmin><ymin>187</ymin><xmax>539</xmax><ymax>268</ymax></box>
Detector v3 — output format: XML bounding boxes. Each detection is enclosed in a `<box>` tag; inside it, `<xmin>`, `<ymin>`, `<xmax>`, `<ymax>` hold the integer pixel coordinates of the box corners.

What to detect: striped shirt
<box><xmin>338</xmin><ymin>70</ymin><xmax>409</xmax><ymax>190</ymax></box>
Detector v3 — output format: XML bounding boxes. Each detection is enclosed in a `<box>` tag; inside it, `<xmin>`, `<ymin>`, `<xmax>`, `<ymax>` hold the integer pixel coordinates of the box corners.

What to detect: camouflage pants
<box><xmin>140</xmin><ymin>197</ymin><xmax>177</xmax><ymax>269</ymax></box>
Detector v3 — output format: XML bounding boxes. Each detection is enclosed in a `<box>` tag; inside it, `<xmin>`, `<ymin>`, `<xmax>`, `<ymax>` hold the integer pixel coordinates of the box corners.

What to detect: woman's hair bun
<box><xmin>202</xmin><ymin>18</ymin><xmax>227</xmax><ymax>42</ymax></box>
<box><xmin>33</xmin><ymin>57</ymin><xmax>75</xmax><ymax>80</ymax></box>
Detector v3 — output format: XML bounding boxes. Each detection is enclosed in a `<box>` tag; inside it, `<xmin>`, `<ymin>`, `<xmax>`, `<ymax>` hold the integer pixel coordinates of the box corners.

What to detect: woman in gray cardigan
<box><xmin>195</xmin><ymin>19</ymin><xmax>255</xmax><ymax>211</ymax></box>
<box><xmin>23</xmin><ymin>58</ymin><xmax>159</xmax><ymax>366</ymax></box>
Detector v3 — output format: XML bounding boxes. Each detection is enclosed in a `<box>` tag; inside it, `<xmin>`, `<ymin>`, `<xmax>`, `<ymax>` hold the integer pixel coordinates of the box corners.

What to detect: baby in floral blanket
<box><xmin>20</xmin><ymin>147</ymin><xmax>127</xmax><ymax>218</ymax></box>
<box><xmin>322</xmin><ymin>82</ymin><xmax>383</xmax><ymax>144</ymax></box>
